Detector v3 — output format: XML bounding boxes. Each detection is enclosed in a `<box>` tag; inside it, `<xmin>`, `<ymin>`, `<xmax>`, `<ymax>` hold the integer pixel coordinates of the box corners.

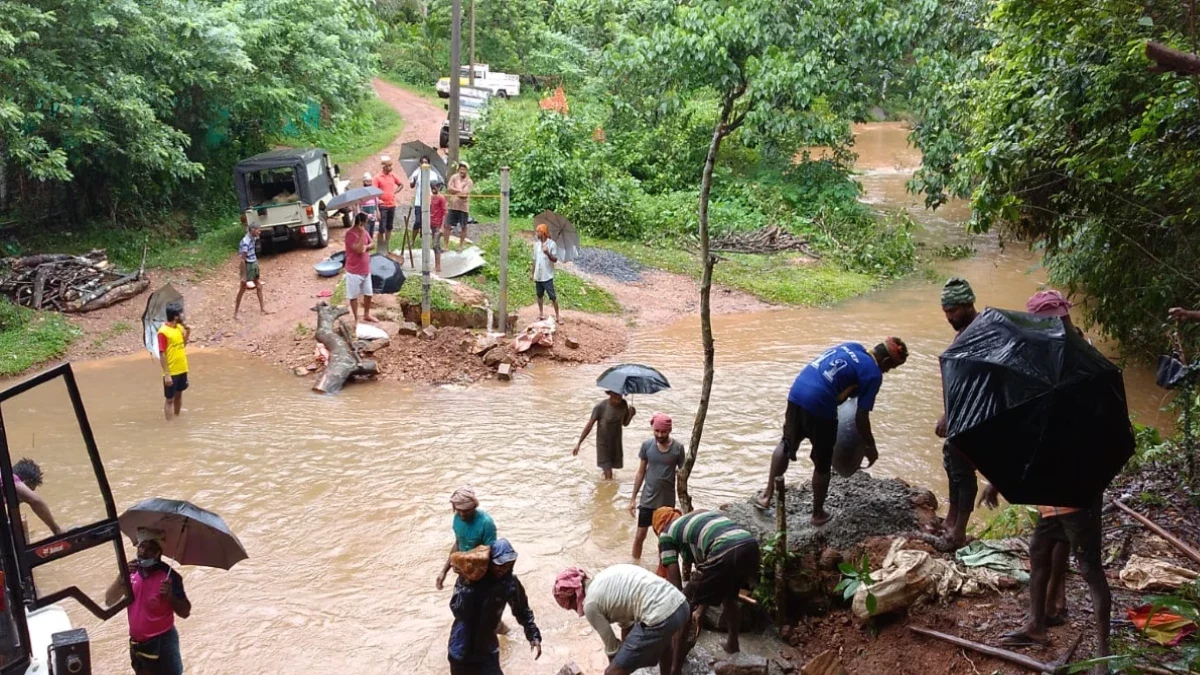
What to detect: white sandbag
<box><xmin>831</xmin><ymin>398</ymin><xmax>868</xmax><ymax>478</ymax></box>
<box><xmin>355</xmin><ymin>323</ymin><xmax>389</xmax><ymax>341</ymax></box>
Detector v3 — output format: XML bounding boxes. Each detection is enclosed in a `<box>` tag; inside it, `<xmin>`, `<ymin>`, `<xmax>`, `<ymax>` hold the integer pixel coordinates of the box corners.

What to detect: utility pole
<box><xmin>420</xmin><ymin>163</ymin><xmax>432</xmax><ymax>328</ymax></box>
<box><xmin>499</xmin><ymin>167</ymin><xmax>510</xmax><ymax>335</ymax></box>
<box><xmin>468</xmin><ymin>0</ymin><xmax>476</xmax><ymax>87</ymax></box>
<box><xmin>448</xmin><ymin>0</ymin><xmax>462</xmax><ymax>166</ymax></box>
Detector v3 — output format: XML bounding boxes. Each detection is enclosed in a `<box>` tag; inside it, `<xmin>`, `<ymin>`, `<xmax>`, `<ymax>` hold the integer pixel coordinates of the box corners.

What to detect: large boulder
<box><xmin>714</xmin><ymin>653</ymin><xmax>768</xmax><ymax>675</ymax></box>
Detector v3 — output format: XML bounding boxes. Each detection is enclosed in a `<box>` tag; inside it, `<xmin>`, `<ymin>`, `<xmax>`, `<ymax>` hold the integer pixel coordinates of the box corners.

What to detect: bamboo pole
<box><xmin>498</xmin><ymin>167</ymin><xmax>510</xmax><ymax>335</ymax></box>
<box><xmin>420</xmin><ymin>163</ymin><xmax>432</xmax><ymax>328</ymax></box>
<box><xmin>1114</xmin><ymin>500</ymin><xmax>1200</xmax><ymax>566</ymax></box>
<box><xmin>909</xmin><ymin>626</ymin><xmax>1054</xmax><ymax>673</ymax></box>
<box><xmin>773</xmin><ymin>475</ymin><xmax>787</xmax><ymax>618</ymax></box>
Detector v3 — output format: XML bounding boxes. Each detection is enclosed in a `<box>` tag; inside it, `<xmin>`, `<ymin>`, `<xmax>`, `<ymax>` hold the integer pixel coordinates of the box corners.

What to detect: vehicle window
<box><xmin>306</xmin><ymin>159</ymin><xmax>323</xmax><ymax>185</ymax></box>
<box><xmin>247</xmin><ymin>168</ymin><xmax>298</xmax><ymax>207</ymax></box>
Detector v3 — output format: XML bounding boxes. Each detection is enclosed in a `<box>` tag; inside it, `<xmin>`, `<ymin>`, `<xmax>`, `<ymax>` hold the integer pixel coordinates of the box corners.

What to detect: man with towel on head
<box><xmin>448</xmin><ymin>539</ymin><xmax>542</xmax><ymax>674</ymax></box>
<box><xmin>554</xmin><ymin>564</ymin><xmax>689</xmax><ymax>675</ymax></box>
<box><xmin>653</xmin><ymin>507</ymin><xmax>759</xmax><ymax>655</ymax></box>
<box><xmin>437</xmin><ymin>486</ymin><xmax>498</xmax><ymax>590</ymax></box>
<box><xmin>106</xmin><ymin>527</ymin><xmax>191</xmax><ymax>675</ymax></box>
<box><xmin>935</xmin><ymin>277</ymin><xmax>981</xmax><ymax>548</ymax></box>
<box><xmin>628</xmin><ymin>413</ymin><xmax>684</xmax><ymax>559</ymax></box>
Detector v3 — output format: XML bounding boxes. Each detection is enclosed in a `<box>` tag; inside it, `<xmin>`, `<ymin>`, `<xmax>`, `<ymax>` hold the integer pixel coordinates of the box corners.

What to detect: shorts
<box><xmin>612</xmin><ymin>601</ymin><xmax>689</xmax><ymax>671</ymax></box>
<box><xmin>130</xmin><ymin>626</ymin><xmax>183</xmax><ymax>675</ymax></box>
<box><xmin>163</xmin><ymin>373</ymin><xmax>188</xmax><ymax>399</ymax></box>
<box><xmin>687</xmin><ymin>539</ymin><xmax>760</xmax><ymax>607</ymax></box>
<box><xmin>244</xmin><ymin>261</ymin><xmax>261</xmax><ymax>281</ymax></box>
<box><xmin>942</xmin><ymin>442</ymin><xmax>978</xmax><ymax>512</ymax></box>
<box><xmin>379</xmin><ymin>206</ymin><xmax>397</xmax><ymax>232</ymax></box>
<box><xmin>448</xmin><ymin>652</ymin><xmax>501</xmax><ymax>675</ymax></box>
<box><xmin>447</xmin><ymin>209</ymin><xmax>469</xmax><ymax>232</ymax></box>
<box><xmin>778</xmin><ymin>401</ymin><xmax>837</xmax><ymax>473</ymax></box>
<box><xmin>345</xmin><ymin>272</ymin><xmax>373</xmax><ymax>299</ymax></box>
<box><xmin>637</xmin><ymin>506</ymin><xmax>655</xmax><ymax>529</ymax></box>
<box><xmin>1032</xmin><ymin>499</ymin><xmax>1103</xmax><ymax>574</ymax></box>
<box><xmin>536</xmin><ymin>279</ymin><xmax>557</xmax><ymax>301</ymax></box>
<box><xmin>412</xmin><ymin>205</ymin><xmax>423</xmax><ymax>231</ymax></box>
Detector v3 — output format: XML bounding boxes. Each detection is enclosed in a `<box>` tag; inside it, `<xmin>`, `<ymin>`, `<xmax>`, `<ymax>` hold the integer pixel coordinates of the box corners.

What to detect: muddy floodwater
<box><xmin>2</xmin><ymin>123</ymin><xmax>1171</xmax><ymax>674</ymax></box>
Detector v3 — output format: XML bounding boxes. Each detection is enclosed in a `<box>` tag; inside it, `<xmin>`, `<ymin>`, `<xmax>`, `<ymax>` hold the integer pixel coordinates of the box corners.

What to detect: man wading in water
<box><xmin>106</xmin><ymin>527</ymin><xmax>191</xmax><ymax>675</ymax></box>
<box><xmin>573</xmin><ymin>391</ymin><xmax>637</xmax><ymax>480</ymax></box>
<box><xmin>756</xmin><ymin>338</ymin><xmax>909</xmax><ymax>525</ymax></box>
<box><xmin>447</xmin><ymin>539</ymin><xmax>542</xmax><ymax>674</ymax></box>
<box><xmin>628</xmin><ymin>413</ymin><xmax>684</xmax><ymax>559</ymax></box>
<box><xmin>437</xmin><ymin>487</ymin><xmax>498</xmax><ymax>590</ymax></box>
<box><xmin>935</xmin><ymin>277</ymin><xmax>981</xmax><ymax>548</ymax></box>
<box><xmin>157</xmin><ymin>302</ymin><xmax>190</xmax><ymax>421</ymax></box>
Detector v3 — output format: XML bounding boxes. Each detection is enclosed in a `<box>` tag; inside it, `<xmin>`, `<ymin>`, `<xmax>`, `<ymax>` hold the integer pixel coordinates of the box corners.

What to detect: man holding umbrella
<box><xmin>935</xmin><ymin>277</ymin><xmax>981</xmax><ymax>548</ymax></box>
<box><xmin>574</xmin><ymin>391</ymin><xmax>637</xmax><ymax>480</ymax></box>
<box><xmin>106</xmin><ymin>527</ymin><xmax>191</xmax><ymax>675</ymax></box>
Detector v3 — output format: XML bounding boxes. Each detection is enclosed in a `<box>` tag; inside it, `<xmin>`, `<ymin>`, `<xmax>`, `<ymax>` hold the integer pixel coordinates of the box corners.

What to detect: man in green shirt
<box><xmin>437</xmin><ymin>486</ymin><xmax>498</xmax><ymax>590</ymax></box>
<box><xmin>654</xmin><ymin>508</ymin><xmax>760</xmax><ymax>655</ymax></box>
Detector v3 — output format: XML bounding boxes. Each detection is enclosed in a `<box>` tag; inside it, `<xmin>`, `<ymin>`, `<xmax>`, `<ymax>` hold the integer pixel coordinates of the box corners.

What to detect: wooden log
<box><xmin>774</xmin><ymin>475</ymin><xmax>787</xmax><ymax>619</ymax></box>
<box><xmin>312</xmin><ymin>302</ymin><xmax>378</xmax><ymax>394</ymax></box>
<box><xmin>1043</xmin><ymin>631</ymin><xmax>1084</xmax><ymax>675</ymax></box>
<box><xmin>65</xmin><ymin>271</ymin><xmax>141</xmax><ymax>311</ymax></box>
<box><xmin>31</xmin><ymin>264</ymin><xmax>51</xmax><ymax>309</ymax></box>
<box><xmin>1147</xmin><ymin>41</ymin><xmax>1200</xmax><ymax>76</ymax></box>
<box><xmin>68</xmin><ymin>277</ymin><xmax>149</xmax><ymax>313</ymax></box>
<box><xmin>1114</xmin><ymin>500</ymin><xmax>1200</xmax><ymax>566</ymax></box>
<box><xmin>909</xmin><ymin>626</ymin><xmax>1054</xmax><ymax>673</ymax></box>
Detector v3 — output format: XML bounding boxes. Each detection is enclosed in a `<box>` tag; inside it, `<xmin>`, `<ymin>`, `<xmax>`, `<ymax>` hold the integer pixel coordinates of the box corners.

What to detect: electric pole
<box><xmin>448</xmin><ymin>0</ymin><xmax>462</xmax><ymax>166</ymax></box>
<box><xmin>468</xmin><ymin>0</ymin><xmax>476</xmax><ymax>87</ymax></box>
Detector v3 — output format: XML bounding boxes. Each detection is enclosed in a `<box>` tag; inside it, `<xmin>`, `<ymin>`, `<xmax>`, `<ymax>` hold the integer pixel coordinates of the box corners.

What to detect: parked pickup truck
<box><xmin>436</xmin><ymin>64</ymin><xmax>520</xmax><ymax>99</ymax></box>
<box><xmin>233</xmin><ymin>148</ymin><xmax>349</xmax><ymax>251</ymax></box>
<box><xmin>440</xmin><ymin>86</ymin><xmax>492</xmax><ymax>149</ymax></box>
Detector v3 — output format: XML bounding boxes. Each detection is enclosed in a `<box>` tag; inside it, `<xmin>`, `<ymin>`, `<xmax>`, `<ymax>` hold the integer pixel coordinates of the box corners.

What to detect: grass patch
<box><xmin>0</xmin><ymin>301</ymin><xmax>80</xmax><ymax>376</ymax></box>
<box><xmin>272</xmin><ymin>96</ymin><xmax>405</xmax><ymax>167</ymax></box>
<box><xmin>973</xmin><ymin>504</ymin><xmax>1038</xmax><ymax>539</ymax></box>
<box><xmin>467</xmin><ymin>234</ymin><xmax>621</xmax><ymax>314</ymax></box>
<box><xmin>91</xmin><ymin>320</ymin><xmax>132</xmax><ymax>349</ymax></box>
<box><xmin>591</xmin><ymin>239</ymin><xmax>876</xmax><ymax>306</ymax></box>
<box><xmin>330</xmin><ymin>277</ymin><xmax>346</xmax><ymax>306</ymax></box>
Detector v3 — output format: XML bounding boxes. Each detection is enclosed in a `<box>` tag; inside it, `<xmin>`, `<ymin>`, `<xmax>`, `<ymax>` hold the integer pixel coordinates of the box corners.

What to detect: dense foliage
<box><xmin>910</xmin><ymin>0</ymin><xmax>1200</xmax><ymax>353</ymax></box>
<box><xmin>0</xmin><ymin>0</ymin><xmax>379</xmax><ymax>223</ymax></box>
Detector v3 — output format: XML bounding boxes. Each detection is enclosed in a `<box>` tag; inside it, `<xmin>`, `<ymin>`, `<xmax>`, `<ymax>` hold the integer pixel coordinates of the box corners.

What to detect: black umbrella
<box><xmin>400</xmin><ymin>141</ymin><xmax>447</xmax><ymax>182</ymax></box>
<box><xmin>369</xmin><ymin>253</ymin><xmax>406</xmax><ymax>294</ymax></box>
<box><xmin>596</xmin><ymin>364</ymin><xmax>671</xmax><ymax>395</ymax></box>
<box><xmin>941</xmin><ymin>308</ymin><xmax>1134</xmax><ymax>507</ymax></box>
<box><xmin>119</xmin><ymin>498</ymin><xmax>248</xmax><ymax>570</ymax></box>
<box><xmin>533</xmin><ymin>210</ymin><xmax>580</xmax><ymax>263</ymax></box>
<box><xmin>142</xmin><ymin>283</ymin><xmax>183</xmax><ymax>357</ymax></box>
<box><xmin>327</xmin><ymin>186</ymin><xmax>383</xmax><ymax>211</ymax></box>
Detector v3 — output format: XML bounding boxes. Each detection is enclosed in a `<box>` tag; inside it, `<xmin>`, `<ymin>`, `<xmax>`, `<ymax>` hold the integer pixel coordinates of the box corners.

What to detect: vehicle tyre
<box><xmin>316</xmin><ymin>218</ymin><xmax>329</xmax><ymax>249</ymax></box>
<box><xmin>497</xmin><ymin>90</ymin><xmax>508</xmax><ymax>99</ymax></box>
<box><xmin>439</xmin><ymin>127</ymin><xmax>450</xmax><ymax>149</ymax></box>
<box><xmin>437</xmin><ymin>91</ymin><xmax>450</xmax><ymax>99</ymax></box>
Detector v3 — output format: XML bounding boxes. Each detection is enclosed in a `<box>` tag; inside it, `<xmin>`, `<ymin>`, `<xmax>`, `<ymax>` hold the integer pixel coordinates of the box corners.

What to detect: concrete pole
<box><xmin>499</xmin><ymin>167</ymin><xmax>510</xmax><ymax>335</ymax></box>
<box><xmin>468</xmin><ymin>0</ymin><xmax>476</xmax><ymax>87</ymax></box>
<box><xmin>420</xmin><ymin>164</ymin><xmax>432</xmax><ymax>328</ymax></box>
<box><xmin>448</xmin><ymin>0</ymin><xmax>462</xmax><ymax>166</ymax></box>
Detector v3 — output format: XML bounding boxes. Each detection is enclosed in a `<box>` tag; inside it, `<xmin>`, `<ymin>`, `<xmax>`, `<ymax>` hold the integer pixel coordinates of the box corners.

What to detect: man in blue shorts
<box><xmin>755</xmin><ymin>338</ymin><xmax>908</xmax><ymax>525</ymax></box>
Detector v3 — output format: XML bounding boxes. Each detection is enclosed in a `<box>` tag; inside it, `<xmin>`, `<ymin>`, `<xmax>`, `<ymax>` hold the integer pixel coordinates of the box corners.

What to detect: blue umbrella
<box><xmin>595</xmin><ymin>364</ymin><xmax>670</xmax><ymax>395</ymax></box>
<box><xmin>326</xmin><ymin>186</ymin><xmax>383</xmax><ymax>211</ymax></box>
<box><xmin>119</xmin><ymin>498</ymin><xmax>248</xmax><ymax>570</ymax></box>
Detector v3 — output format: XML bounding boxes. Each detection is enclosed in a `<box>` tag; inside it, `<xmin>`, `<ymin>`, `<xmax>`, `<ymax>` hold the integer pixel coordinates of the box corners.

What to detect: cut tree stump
<box><xmin>312</xmin><ymin>302</ymin><xmax>378</xmax><ymax>394</ymax></box>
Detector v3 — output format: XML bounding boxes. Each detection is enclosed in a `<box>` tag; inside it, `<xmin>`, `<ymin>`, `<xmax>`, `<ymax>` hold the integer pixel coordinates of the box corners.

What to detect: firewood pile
<box><xmin>0</xmin><ymin>248</ymin><xmax>150</xmax><ymax>313</ymax></box>
<box><xmin>711</xmin><ymin>225</ymin><xmax>818</xmax><ymax>257</ymax></box>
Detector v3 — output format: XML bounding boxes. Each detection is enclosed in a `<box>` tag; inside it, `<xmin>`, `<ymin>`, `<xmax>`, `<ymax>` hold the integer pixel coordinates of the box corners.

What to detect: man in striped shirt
<box><xmin>654</xmin><ymin>508</ymin><xmax>759</xmax><ymax>655</ymax></box>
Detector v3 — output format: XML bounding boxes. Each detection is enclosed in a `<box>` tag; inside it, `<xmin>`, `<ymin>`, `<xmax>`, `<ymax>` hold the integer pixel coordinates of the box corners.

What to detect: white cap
<box><xmin>363</xmin><ymin>172</ymin><xmax>372</xmax><ymax>181</ymax></box>
<box><xmin>380</xmin><ymin>155</ymin><xmax>392</xmax><ymax>164</ymax></box>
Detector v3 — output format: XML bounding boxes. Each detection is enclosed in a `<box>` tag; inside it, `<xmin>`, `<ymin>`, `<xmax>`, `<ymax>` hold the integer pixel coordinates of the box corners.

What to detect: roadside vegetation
<box><xmin>0</xmin><ymin>300</ymin><xmax>79</xmax><ymax>378</ymax></box>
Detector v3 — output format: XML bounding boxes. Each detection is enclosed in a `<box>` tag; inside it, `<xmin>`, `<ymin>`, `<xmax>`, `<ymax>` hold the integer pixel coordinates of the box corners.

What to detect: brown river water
<box><xmin>2</xmin><ymin>122</ymin><xmax>1172</xmax><ymax>674</ymax></box>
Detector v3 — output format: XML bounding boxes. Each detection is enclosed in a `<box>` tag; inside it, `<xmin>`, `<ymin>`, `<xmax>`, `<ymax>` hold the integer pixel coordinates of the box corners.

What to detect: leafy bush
<box><xmin>563</xmin><ymin>168</ymin><xmax>646</xmax><ymax>240</ymax></box>
<box><xmin>807</xmin><ymin>207</ymin><xmax>916</xmax><ymax>279</ymax></box>
<box><xmin>0</xmin><ymin>300</ymin><xmax>80</xmax><ymax>376</ymax></box>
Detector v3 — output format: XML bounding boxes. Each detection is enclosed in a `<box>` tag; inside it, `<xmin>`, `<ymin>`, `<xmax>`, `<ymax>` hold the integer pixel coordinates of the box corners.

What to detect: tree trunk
<box><xmin>312</xmin><ymin>302</ymin><xmax>378</xmax><ymax>394</ymax></box>
<box><xmin>677</xmin><ymin>99</ymin><xmax>735</xmax><ymax>514</ymax></box>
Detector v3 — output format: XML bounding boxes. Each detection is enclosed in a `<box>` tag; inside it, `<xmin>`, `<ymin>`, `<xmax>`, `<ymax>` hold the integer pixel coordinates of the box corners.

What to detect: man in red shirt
<box><xmin>372</xmin><ymin>155</ymin><xmax>403</xmax><ymax>257</ymax></box>
<box><xmin>430</xmin><ymin>183</ymin><xmax>447</xmax><ymax>274</ymax></box>
<box><xmin>344</xmin><ymin>213</ymin><xmax>376</xmax><ymax>326</ymax></box>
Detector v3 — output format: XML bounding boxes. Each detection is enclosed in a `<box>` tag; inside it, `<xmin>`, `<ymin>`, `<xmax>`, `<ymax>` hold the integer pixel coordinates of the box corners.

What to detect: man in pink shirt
<box><xmin>372</xmin><ymin>155</ymin><xmax>403</xmax><ymax>256</ymax></box>
<box><xmin>106</xmin><ymin>527</ymin><xmax>191</xmax><ymax>675</ymax></box>
<box><xmin>344</xmin><ymin>212</ymin><xmax>375</xmax><ymax>326</ymax></box>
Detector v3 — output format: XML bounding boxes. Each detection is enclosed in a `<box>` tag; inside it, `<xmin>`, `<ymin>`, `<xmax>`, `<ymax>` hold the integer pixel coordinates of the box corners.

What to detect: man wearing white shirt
<box><xmin>532</xmin><ymin>222</ymin><xmax>560</xmax><ymax>323</ymax></box>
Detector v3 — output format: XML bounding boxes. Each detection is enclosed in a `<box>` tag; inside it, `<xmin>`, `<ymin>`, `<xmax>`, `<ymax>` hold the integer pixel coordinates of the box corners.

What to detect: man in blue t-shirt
<box><xmin>756</xmin><ymin>338</ymin><xmax>909</xmax><ymax>525</ymax></box>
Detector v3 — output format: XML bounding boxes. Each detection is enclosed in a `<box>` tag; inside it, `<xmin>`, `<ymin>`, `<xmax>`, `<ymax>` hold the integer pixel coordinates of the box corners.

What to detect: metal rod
<box><xmin>499</xmin><ymin>167</ymin><xmax>510</xmax><ymax>335</ymax></box>
<box><xmin>448</xmin><ymin>0</ymin><xmax>462</xmax><ymax>165</ymax></box>
<box><xmin>420</xmin><ymin>164</ymin><xmax>432</xmax><ymax>327</ymax></box>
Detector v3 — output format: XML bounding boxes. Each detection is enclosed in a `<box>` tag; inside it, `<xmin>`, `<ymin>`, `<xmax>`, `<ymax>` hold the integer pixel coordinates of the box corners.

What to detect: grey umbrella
<box><xmin>533</xmin><ymin>210</ymin><xmax>580</xmax><ymax>263</ymax></box>
<box><xmin>142</xmin><ymin>284</ymin><xmax>183</xmax><ymax>357</ymax></box>
<box><xmin>326</xmin><ymin>186</ymin><xmax>383</xmax><ymax>211</ymax></box>
<box><xmin>400</xmin><ymin>141</ymin><xmax>448</xmax><ymax>181</ymax></box>
<box><xmin>596</xmin><ymin>364</ymin><xmax>671</xmax><ymax>395</ymax></box>
<box><xmin>119</xmin><ymin>498</ymin><xmax>248</xmax><ymax>570</ymax></box>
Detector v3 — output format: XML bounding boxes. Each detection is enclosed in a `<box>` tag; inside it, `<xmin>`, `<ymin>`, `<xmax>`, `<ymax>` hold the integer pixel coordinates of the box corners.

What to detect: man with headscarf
<box><xmin>935</xmin><ymin>277</ymin><xmax>981</xmax><ymax>548</ymax></box>
<box><xmin>106</xmin><ymin>527</ymin><xmax>191</xmax><ymax>675</ymax></box>
<box><xmin>628</xmin><ymin>413</ymin><xmax>685</xmax><ymax>559</ymax></box>
<box><xmin>756</xmin><ymin>337</ymin><xmax>910</xmax><ymax>525</ymax></box>
<box><xmin>447</xmin><ymin>539</ymin><xmax>542</xmax><ymax>674</ymax></box>
<box><xmin>554</xmin><ymin>564</ymin><xmax>689</xmax><ymax>675</ymax></box>
<box><xmin>653</xmin><ymin>507</ymin><xmax>758</xmax><ymax>655</ymax></box>
<box><xmin>437</xmin><ymin>487</ymin><xmax>498</xmax><ymax>591</ymax></box>
<box><xmin>532</xmin><ymin>222</ymin><xmax>560</xmax><ymax>323</ymax></box>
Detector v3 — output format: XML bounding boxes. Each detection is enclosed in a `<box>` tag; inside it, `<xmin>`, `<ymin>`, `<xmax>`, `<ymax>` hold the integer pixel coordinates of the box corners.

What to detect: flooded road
<box><xmin>2</xmin><ymin>122</ymin><xmax>1170</xmax><ymax>674</ymax></box>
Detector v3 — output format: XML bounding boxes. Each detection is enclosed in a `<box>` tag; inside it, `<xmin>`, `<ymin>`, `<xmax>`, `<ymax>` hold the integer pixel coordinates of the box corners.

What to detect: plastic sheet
<box><xmin>940</xmin><ymin>308</ymin><xmax>1134</xmax><ymax>507</ymax></box>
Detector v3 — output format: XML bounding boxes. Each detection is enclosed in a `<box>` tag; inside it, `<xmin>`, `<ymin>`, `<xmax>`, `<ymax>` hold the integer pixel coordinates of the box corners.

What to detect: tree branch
<box><xmin>1146</xmin><ymin>41</ymin><xmax>1200</xmax><ymax>75</ymax></box>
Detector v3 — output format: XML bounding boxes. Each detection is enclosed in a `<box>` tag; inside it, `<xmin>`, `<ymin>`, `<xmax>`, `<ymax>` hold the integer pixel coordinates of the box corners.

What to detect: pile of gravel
<box><xmin>571</xmin><ymin>247</ymin><xmax>643</xmax><ymax>283</ymax></box>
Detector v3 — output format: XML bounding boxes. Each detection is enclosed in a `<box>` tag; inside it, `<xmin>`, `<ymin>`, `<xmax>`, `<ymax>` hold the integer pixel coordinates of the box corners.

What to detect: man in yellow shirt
<box><xmin>157</xmin><ymin>302</ymin><xmax>190</xmax><ymax>420</ymax></box>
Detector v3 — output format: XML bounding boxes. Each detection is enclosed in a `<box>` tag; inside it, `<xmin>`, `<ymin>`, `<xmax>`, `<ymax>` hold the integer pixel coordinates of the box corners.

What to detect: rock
<box><xmin>360</xmin><ymin>338</ymin><xmax>390</xmax><ymax>354</ymax></box>
<box><xmin>555</xmin><ymin>663</ymin><xmax>583</xmax><ymax>675</ymax></box>
<box><xmin>419</xmin><ymin>326</ymin><xmax>438</xmax><ymax>340</ymax></box>
<box><xmin>306</xmin><ymin>363</ymin><xmax>318</xmax><ymax>372</ymax></box>
<box><xmin>473</xmin><ymin>335</ymin><xmax>498</xmax><ymax>356</ymax></box>
<box><xmin>376</xmin><ymin>321</ymin><xmax>400</xmax><ymax>338</ymax></box>
<box><xmin>800</xmin><ymin>650</ymin><xmax>848</xmax><ymax>675</ymax></box>
<box><xmin>818</xmin><ymin>547</ymin><xmax>842</xmax><ymax>571</ymax></box>
<box><xmin>398</xmin><ymin>322</ymin><xmax>420</xmax><ymax>336</ymax></box>
<box><xmin>483</xmin><ymin>348</ymin><xmax>507</xmax><ymax>368</ymax></box>
<box><xmin>450</xmin><ymin>283</ymin><xmax>487</xmax><ymax>306</ymax></box>
<box><xmin>565</xmin><ymin>336</ymin><xmax>580</xmax><ymax>349</ymax></box>
<box><xmin>714</xmin><ymin>652</ymin><xmax>768</xmax><ymax>675</ymax></box>
<box><xmin>292</xmin><ymin>366</ymin><xmax>308</xmax><ymax>377</ymax></box>
<box><xmin>497</xmin><ymin>363</ymin><xmax>512</xmax><ymax>380</ymax></box>
<box><xmin>702</xmin><ymin>603</ymin><xmax>756</xmax><ymax>633</ymax></box>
